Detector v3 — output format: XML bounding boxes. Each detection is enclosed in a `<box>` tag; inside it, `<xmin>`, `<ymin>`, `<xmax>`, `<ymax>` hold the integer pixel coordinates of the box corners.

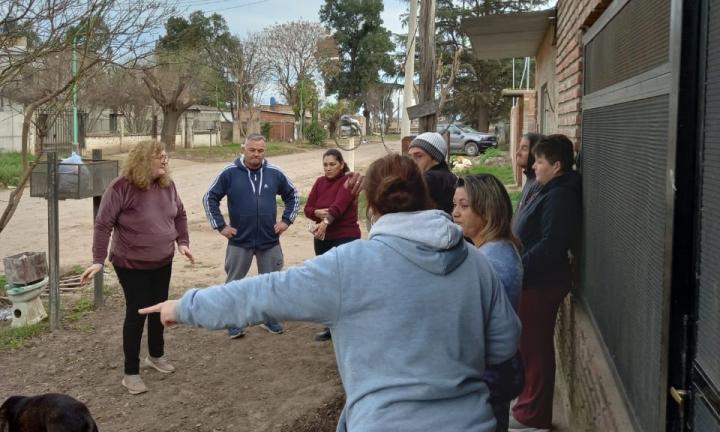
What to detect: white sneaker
<box><xmin>509</xmin><ymin>416</ymin><xmax>550</xmax><ymax>432</ymax></box>
<box><xmin>143</xmin><ymin>356</ymin><xmax>175</xmax><ymax>374</ymax></box>
<box><xmin>122</xmin><ymin>374</ymin><xmax>148</xmax><ymax>395</ymax></box>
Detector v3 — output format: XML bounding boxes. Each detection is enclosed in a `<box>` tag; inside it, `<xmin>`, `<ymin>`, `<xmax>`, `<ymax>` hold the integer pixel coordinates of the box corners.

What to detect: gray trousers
<box><xmin>224</xmin><ymin>243</ymin><xmax>284</xmax><ymax>282</ymax></box>
<box><xmin>225</xmin><ymin>244</ymin><xmax>283</xmax><ymax>328</ymax></box>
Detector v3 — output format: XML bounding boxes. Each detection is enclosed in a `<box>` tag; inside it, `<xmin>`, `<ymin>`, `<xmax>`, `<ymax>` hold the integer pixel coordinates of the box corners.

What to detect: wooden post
<box><xmin>92</xmin><ymin>149</ymin><xmax>104</xmax><ymax>307</ymax></box>
<box><xmin>418</xmin><ymin>0</ymin><xmax>437</xmax><ymax>133</ymax></box>
<box><xmin>341</xmin><ymin>138</ymin><xmax>356</xmax><ymax>172</ymax></box>
<box><xmin>47</xmin><ymin>151</ymin><xmax>61</xmax><ymax>331</ymax></box>
<box><xmin>151</xmin><ymin>114</ymin><xmax>158</xmax><ymax>140</ymax></box>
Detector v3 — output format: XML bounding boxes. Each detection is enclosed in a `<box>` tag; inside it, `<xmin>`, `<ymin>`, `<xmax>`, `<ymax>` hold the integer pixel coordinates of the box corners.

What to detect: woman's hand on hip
<box><xmin>80</xmin><ymin>263</ymin><xmax>103</xmax><ymax>285</ymax></box>
<box><xmin>178</xmin><ymin>245</ymin><xmax>194</xmax><ymax>264</ymax></box>
<box><xmin>139</xmin><ymin>300</ymin><xmax>179</xmax><ymax>327</ymax></box>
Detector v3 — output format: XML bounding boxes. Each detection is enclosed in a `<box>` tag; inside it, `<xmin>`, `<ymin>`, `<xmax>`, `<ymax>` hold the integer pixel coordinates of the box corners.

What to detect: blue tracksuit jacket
<box><xmin>203</xmin><ymin>156</ymin><xmax>299</xmax><ymax>250</ymax></box>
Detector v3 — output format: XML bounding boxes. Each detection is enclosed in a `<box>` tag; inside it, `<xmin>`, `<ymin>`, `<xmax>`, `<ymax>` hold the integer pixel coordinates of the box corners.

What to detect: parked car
<box><xmin>436</xmin><ymin>123</ymin><xmax>497</xmax><ymax>156</ymax></box>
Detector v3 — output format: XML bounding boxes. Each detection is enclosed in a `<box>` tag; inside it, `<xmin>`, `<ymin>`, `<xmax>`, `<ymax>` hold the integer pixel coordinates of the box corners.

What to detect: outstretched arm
<box><xmin>141</xmin><ymin>249</ymin><xmax>344</xmax><ymax>330</ymax></box>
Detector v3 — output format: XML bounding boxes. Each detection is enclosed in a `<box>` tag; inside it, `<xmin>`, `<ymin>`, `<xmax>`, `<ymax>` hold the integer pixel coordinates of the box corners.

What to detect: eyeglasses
<box><xmin>155</xmin><ymin>154</ymin><xmax>169</xmax><ymax>161</ymax></box>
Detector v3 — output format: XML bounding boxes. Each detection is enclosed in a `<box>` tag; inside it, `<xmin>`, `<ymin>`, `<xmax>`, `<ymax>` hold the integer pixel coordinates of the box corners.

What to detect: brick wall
<box><xmin>553</xmin><ymin>0</ymin><xmax>637</xmax><ymax>430</ymax></box>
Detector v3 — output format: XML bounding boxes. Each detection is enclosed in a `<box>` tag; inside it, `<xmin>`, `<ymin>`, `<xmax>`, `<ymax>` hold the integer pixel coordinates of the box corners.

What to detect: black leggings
<box><xmin>313</xmin><ymin>237</ymin><xmax>358</xmax><ymax>256</ymax></box>
<box><xmin>115</xmin><ymin>264</ymin><xmax>172</xmax><ymax>375</ymax></box>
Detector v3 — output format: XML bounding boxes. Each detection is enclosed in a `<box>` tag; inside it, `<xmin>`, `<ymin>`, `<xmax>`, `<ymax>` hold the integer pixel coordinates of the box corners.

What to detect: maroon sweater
<box><xmin>304</xmin><ymin>173</ymin><xmax>361</xmax><ymax>241</ymax></box>
<box><xmin>93</xmin><ymin>176</ymin><xmax>189</xmax><ymax>269</ymax></box>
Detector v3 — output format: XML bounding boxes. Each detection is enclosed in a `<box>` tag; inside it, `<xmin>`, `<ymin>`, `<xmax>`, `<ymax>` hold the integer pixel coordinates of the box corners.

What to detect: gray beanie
<box><xmin>409</xmin><ymin>132</ymin><xmax>448</xmax><ymax>162</ymax></box>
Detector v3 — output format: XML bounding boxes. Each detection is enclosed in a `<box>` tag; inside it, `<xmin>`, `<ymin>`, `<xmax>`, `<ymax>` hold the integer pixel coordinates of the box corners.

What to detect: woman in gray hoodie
<box><xmin>140</xmin><ymin>154</ymin><xmax>520</xmax><ymax>432</ymax></box>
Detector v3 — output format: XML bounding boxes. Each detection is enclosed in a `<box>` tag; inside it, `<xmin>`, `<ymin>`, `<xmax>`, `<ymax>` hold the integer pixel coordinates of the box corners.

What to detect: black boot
<box><xmin>314</xmin><ymin>328</ymin><xmax>331</xmax><ymax>341</ymax></box>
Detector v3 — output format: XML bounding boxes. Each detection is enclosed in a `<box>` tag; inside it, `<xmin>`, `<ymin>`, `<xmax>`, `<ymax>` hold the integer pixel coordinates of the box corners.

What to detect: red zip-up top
<box><xmin>93</xmin><ymin>176</ymin><xmax>189</xmax><ymax>269</ymax></box>
<box><xmin>304</xmin><ymin>173</ymin><xmax>361</xmax><ymax>241</ymax></box>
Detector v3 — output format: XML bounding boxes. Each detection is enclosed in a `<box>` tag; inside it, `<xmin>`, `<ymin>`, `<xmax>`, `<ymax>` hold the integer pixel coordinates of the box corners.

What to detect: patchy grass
<box><xmin>0</xmin><ymin>274</ymin><xmax>5</xmax><ymax>297</ymax></box>
<box><xmin>0</xmin><ymin>322</ymin><xmax>48</xmax><ymax>351</ymax></box>
<box><xmin>171</xmin><ymin>141</ymin><xmax>321</xmax><ymax>163</ymax></box>
<box><xmin>458</xmin><ymin>164</ymin><xmax>515</xmax><ymax>185</ymax></box>
<box><xmin>0</xmin><ymin>151</ymin><xmax>34</xmax><ymax>188</ymax></box>
<box><xmin>509</xmin><ymin>190</ymin><xmax>521</xmax><ymax>209</ymax></box>
<box><xmin>68</xmin><ymin>297</ymin><xmax>94</xmax><ymax>322</ymax></box>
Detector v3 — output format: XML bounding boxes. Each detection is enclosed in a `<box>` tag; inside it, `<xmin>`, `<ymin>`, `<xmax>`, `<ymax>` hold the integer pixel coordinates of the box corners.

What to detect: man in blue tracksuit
<box><xmin>203</xmin><ymin>133</ymin><xmax>299</xmax><ymax>338</ymax></box>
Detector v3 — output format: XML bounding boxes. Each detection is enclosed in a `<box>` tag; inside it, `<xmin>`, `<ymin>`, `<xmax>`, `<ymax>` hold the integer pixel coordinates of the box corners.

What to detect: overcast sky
<box><xmin>186</xmin><ymin>0</ymin><xmax>409</xmax><ymax>37</ymax></box>
<box><xmin>181</xmin><ymin>0</ymin><xmax>410</xmax><ymax>104</ymax></box>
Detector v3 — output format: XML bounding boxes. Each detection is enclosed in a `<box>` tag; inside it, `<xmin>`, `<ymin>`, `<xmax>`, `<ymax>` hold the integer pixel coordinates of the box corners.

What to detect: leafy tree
<box><xmin>292</xmin><ymin>76</ymin><xmax>319</xmax><ymax>133</ymax></box>
<box><xmin>320</xmin><ymin>0</ymin><xmax>395</xmax><ymax>134</ymax></box>
<box><xmin>320</xmin><ymin>99</ymin><xmax>354</xmax><ymax>138</ymax></box>
<box><xmin>433</xmin><ymin>0</ymin><xmax>548</xmax><ymax>130</ymax></box>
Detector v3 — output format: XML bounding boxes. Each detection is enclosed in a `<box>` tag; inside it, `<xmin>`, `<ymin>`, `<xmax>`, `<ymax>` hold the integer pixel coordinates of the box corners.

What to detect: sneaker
<box><xmin>314</xmin><ymin>328</ymin><xmax>331</xmax><ymax>341</ymax></box>
<box><xmin>144</xmin><ymin>356</ymin><xmax>175</xmax><ymax>374</ymax></box>
<box><xmin>259</xmin><ymin>322</ymin><xmax>283</xmax><ymax>334</ymax></box>
<box><xmin>228</xmin><ymin>327</ymin><xmax>246</xmax><ymax>339</ymax></box>
<box><xmin>508</xmin><ymin>416</ymin><xmax>550</xmax><ymax>432</ymax></box>
<box><xmin>122</xmin><ymin>374</ymin><xmax>148</xmax><ymax>395</ymax></box>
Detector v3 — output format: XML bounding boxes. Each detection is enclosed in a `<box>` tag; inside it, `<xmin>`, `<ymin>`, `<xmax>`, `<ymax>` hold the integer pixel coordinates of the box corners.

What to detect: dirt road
<box><xmin>0</xmin><ymin>141</ymin><xmax>398</xmax><ymax>432</ymax></box>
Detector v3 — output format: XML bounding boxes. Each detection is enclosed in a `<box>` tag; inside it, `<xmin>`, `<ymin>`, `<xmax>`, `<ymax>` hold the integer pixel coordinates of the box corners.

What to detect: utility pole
<box><xmin>418</xmin><ymin>0</ymin><xmax>437</xmax><ymax>133</ymax></box>
<box><xmin>401</xmin><ymin>0</ymin><xmax>418</xmax><ymax>139</ymax></box>
<box><xmin>72</xmin><ymin>34</ymin><xmax>79</xmax><ymax>153</ymax></box>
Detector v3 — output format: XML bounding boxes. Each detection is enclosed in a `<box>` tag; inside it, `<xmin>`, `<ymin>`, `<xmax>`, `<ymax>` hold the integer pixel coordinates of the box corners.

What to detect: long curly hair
<box><xmin>122</xmin><ymin>140</ymin><xmax>171</xmax><ymax>190</ymax></box>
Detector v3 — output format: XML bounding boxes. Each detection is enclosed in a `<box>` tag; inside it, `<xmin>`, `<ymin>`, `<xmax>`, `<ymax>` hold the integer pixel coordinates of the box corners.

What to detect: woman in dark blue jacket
<box><xmin>510</xmin><ymin>134</ymin><xmax>581</xmax><ymax>432</ymax></box>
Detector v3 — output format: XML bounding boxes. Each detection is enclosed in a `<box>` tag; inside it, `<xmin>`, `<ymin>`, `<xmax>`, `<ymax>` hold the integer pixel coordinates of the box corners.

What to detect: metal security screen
<box><xmin>584</xmin><ymin>0</ymin><xmax>670</xmax><ymax>94</ymax></box>
<box><xmin>693</xmin><ymin>0</ymin><xmax>720</xmax><ymax>428</ymax></box>
<box><xmin>581</xmin><ymin>96</ymin><xmax>670</xmax><ymax>432</ymax></box>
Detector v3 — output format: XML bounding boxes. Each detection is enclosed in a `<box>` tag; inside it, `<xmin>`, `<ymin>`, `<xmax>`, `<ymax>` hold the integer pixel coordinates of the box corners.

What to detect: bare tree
<box><xmin>259</xmin><ymin>21</ymin><xmax>328</xmax><ymax>121</ymax></box>
<box><xmin>212</xmin><ymin>32</ymin><xmax>271</xmax><ymax>140</ymax></box>
<box><xmin>1</xmin><ymin>0</ymin><xmax>175</xmax><ymax>88</ymax></box>
<box><xmin>140</xmin><ymin>50</ymin><xmax>211</xmax><ymax>150</ymax></box>
<box><xmin>0</xmin><ymin>0</ymin><xmax>175</xmax><ymax>235</ymax></box>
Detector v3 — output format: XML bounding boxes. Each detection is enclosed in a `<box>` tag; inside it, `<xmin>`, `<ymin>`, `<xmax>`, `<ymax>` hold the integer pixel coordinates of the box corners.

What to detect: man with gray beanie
<box><xmin>408</xmin><ymin>132</ymin><xmax>457</xmax><ymax>214</ymax></box>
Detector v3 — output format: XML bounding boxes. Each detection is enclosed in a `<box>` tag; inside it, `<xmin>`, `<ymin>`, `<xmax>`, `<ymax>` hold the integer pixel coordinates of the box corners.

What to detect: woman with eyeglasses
<box><xmin>81</xmin><ymin>141</ymin><xmax>194</xmax><ymax>395</ymax></box>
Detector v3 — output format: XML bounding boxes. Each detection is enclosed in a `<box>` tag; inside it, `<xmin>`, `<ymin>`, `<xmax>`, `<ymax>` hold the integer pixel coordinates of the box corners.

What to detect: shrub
<box><xmin>304</xmin><ymin>121</ymin><xmax>328</xmax><ymax>146</ymax></box>
<box><xmin>260</xmin><ymin>122</ymin><xmax>272</xmax><ymax>140</ymax></box>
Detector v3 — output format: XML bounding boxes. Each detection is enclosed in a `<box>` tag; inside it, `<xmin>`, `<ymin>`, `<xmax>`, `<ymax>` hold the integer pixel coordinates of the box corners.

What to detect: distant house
<box><xmin>0</xmin><ymin>36</ymin><xmax>29</xmax><ymax>152</ymax></box>
<box><xmin>237</xmin><ymin>103</ymin><xmax>311</xmax><ymax>142</ymax></box>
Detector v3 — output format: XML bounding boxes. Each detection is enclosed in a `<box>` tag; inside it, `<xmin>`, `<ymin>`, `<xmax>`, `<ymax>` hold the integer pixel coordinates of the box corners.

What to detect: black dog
<box><xmin>0</xmin><ymin>393</ymin><xmax>98</xmax><ymax>432</ymax></box>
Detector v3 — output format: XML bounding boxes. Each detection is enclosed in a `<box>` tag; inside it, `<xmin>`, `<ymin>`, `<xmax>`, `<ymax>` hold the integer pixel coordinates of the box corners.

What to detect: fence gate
<box><xmin>691</xmin><ymin>0</ymin><xmax>720</xmax><ymax>429</ymax></box>
<box><xmin>579</xmin><ymin>0</ymin><xmax>676</xmax><ymax>430</ymax></box>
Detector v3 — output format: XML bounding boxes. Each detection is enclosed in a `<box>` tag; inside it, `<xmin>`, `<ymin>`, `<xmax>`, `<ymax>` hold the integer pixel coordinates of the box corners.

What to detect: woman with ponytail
<box><xmin>141</xmin><ymin>154</ymin><xmax>520</xmax><ymax>432</ymax></box>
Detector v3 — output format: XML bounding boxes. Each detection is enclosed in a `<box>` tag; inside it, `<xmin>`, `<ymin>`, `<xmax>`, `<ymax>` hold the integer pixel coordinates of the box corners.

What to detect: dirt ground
<box><xmin>0</xmin><ymin>141</ymin><xmax>398</xmax><ymax>431</ymax></box>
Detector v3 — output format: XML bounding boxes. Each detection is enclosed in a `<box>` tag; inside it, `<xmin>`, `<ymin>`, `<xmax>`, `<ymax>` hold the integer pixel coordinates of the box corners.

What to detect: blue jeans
<box><xmin>225</xmin><ymin>244</ymin><xmax>283</xmax><ymax>332</ymax></box>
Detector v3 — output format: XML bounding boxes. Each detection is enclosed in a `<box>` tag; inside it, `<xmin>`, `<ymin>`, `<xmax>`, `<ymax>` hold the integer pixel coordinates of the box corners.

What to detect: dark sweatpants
<box><xmin>115</xmin><ymin>264</ymin><xmax>172</xmax><ymax>375</ymax></box>
<box><xmin>511</xmin><ymin>285</ymin><xmax>569</xmax><ymax>429</ymax></box>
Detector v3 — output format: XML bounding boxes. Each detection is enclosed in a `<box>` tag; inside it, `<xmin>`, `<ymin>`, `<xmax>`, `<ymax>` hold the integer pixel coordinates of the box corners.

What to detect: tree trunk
<box><xmin>363</xmin><ymin>108</ymin><xmax>371</xmax><ymax>136</ymax></box>
<box><xmin>477</xmin><ymin>105</ymin><xmax>490</xmax><ymax>133</ymax></box>
<box><xmin>161</xmin><ymin>108</ymin><xmax>182</xmax><ymax>150</ymax></box>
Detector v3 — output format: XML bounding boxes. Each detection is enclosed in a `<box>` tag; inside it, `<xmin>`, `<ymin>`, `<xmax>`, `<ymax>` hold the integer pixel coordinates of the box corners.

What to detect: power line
<box><xmin>201</xmin><ymin>0</ymin><xmax>270</xmax><ymax>12</ymax></box>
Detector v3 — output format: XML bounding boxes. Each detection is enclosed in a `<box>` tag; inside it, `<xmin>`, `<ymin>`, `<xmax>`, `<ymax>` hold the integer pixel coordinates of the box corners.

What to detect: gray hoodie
<box><xmin>176</xmin><ymin>209</ymin><xmax>520</xmax><ymax>432</ymax></box>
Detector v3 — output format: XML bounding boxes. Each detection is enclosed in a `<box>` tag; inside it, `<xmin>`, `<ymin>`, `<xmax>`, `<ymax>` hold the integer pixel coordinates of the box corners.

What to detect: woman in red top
<box><xmin>304</xmin><ymin>149</ymin><xmax>361</xmax><ymax>340</ymax></box>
